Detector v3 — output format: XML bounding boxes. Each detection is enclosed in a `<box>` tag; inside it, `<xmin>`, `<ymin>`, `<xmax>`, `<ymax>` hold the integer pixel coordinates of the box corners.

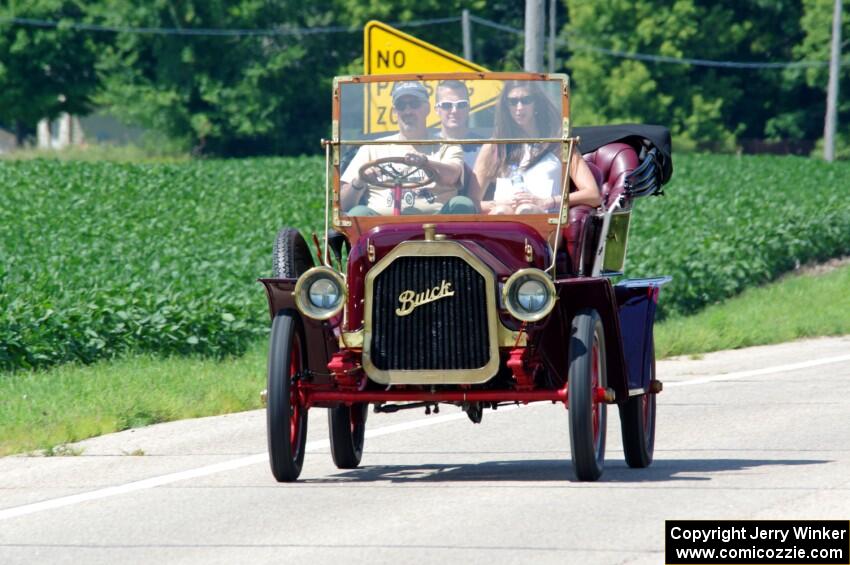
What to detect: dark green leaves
<box><xmin>627</xmin><ymin>154</ymin><xmax>850</xmax><ymax>318</ymax></box>
<box><xmin>0</xmin><ymin>157</ymin><xmax>324</xmax><ymax>371</ymax></box>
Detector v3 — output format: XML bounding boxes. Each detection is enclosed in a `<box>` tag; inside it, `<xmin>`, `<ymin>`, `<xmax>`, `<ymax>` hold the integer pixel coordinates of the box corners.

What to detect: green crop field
<box><xmin>626</xmin><ymin>155</ymin><xmax>850</xmax><ymax>316</ymax></box>
<box><xmin>1</xmin><ymin>154</ymin><xmax>849</xmax><ymax>372</ymax></box>
<box><xmin>0</xmin><ymin>158</ymin><xmax>323</xmax><ymax>371</ymax></box>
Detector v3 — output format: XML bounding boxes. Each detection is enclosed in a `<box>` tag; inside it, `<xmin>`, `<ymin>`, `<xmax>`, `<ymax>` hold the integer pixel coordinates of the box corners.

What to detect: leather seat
<box><xmin>583</xmin><ymin>142</ymin><xmax>640</xmax><ymax>208</ymax></box>
<box><xmin>564</xmin><ymin>144</ymin><xmax>640</xmax><ymax>274</ymax></box>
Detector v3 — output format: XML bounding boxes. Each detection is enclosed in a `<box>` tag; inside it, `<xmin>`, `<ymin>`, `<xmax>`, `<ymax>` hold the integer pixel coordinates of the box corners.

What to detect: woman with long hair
<box><xmin>472</xmin><ymin>80</ymin><xmax>601</xmax><ymax>214</ymax></box>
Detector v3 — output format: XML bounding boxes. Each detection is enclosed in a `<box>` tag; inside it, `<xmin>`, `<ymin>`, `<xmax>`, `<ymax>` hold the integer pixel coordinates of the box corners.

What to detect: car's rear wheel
<box><xmin>568</xmin><ymin>308</ymin><xmax>607</xmax><ymax>481</ymax></box>
<box><xmin>619</xmin><ymin>339</ymin><xmax>656</xmax><ymax>468</ymax></box>
<box><xmin>272</xmin><ymin>228</ymin><xmax>313</xmax><ymax>278</ymax></box>
<box><xmin>328</xmin><ymin>403</ymin><xmax>368</xmax><ymax>469</ymax></box>
<box><xmin>267</xmin><ymin>312</ymin><xmax>308</xmax><ymax>482</ymax></box>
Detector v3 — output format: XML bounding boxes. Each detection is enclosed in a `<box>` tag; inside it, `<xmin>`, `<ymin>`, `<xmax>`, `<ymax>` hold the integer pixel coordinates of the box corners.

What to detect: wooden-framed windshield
<box><xmin>326</xmin><ymin>72</ymin><xmax>573</xmax><ymax>243</ymax></box>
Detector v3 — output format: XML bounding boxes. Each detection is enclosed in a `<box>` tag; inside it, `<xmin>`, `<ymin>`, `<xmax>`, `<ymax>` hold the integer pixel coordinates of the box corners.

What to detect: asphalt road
<box><xmin>1</xmin><ymin>336</ymin><xmax>849</xmax><ymax>565</ymax></box>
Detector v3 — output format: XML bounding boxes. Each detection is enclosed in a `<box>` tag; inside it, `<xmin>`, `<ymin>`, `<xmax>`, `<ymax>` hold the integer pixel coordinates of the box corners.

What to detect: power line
<box><xmin>565</xmin><ymin>42</ymin><xmax>834</xmax><ymax>69</ymax></box>
<box><xmin>2</xmin><ymin>13</ymin><xmax>845</xmax><ymax>70</ymax></box>
<box><xmin>0</xmin><ymin>15</ymin><xmax>460</xmax><ymax>37</ymax></box>
<box><xmin>468</xmin><ymin>14</ymin><xmax>841</xmax><ymax>70</ymax></box>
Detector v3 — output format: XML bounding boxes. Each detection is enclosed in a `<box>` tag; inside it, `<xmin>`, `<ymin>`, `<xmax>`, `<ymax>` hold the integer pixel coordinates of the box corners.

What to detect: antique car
<box><xmin>260</xmin><ymin>72</ymin><xmax>673</xmax><ymax>482</ymax></box>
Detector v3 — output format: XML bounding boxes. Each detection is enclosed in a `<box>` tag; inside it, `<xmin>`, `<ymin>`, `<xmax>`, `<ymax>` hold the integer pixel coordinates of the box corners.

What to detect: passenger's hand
<box><xmin>354</xmin><ymin>168</ymin><xmax>377</xmax><ymax>189</ymax></box>
<box><xmin>403</xmin><ymin>152</ymin><xmax>428</xmax><ymax>168</ymax></box>
<box><xmin>511</xmin><ymin>193</ymin><xmax>548</xmax><ymax>209</ymax></box>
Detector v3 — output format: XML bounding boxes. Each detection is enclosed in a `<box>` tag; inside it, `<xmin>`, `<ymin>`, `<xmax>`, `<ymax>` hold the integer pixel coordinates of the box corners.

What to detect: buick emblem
<box><xmin>396</xmin><ymin>279</ymin><xmax>455</xmax><ymax>317</ymax></box>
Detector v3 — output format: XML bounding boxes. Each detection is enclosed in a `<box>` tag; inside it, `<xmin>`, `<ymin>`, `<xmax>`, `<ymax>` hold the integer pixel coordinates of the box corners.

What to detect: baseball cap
<box><xmin>391</xmin><ymin>81</ymin><xmax>429</xmax><ymax>104</ymax></box>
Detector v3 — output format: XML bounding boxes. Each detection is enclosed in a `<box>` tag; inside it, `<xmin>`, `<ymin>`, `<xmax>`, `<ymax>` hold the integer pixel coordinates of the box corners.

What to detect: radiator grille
<box><xmin>370</xmin><ymin>256</ymin><xmax>490</xmax><ymax>370</ymax></box>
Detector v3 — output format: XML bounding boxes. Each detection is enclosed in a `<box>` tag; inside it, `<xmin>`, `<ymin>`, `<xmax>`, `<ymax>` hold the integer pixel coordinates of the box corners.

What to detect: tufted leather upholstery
<box><xmin>562</xmin><ymin>144</ymin><xmax>640</xmax><ymax>274</ymax></box>
<box><xmin>583</xmin><ymin>142</ymin><xmax>640</xmax><ymax>208</ymax></box>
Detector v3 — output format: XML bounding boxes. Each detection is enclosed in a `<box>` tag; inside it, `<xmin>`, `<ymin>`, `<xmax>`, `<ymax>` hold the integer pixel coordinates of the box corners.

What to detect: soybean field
<box><xmin>1</xmin><ymin>154</ymin><xmax>848</xmax><ymax>372</ymax></box>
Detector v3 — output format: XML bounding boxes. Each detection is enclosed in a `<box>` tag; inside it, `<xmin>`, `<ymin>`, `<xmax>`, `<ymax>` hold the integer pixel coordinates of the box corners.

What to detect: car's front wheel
<box><xmin>568</xmin><ymin>307</ymin><xmax>607</xmax><ymax>481</ymax></box>
<box><xmin>267</xmin><ymin>312</ymin><xmax>309</xmax><ymax>482</ymax></box>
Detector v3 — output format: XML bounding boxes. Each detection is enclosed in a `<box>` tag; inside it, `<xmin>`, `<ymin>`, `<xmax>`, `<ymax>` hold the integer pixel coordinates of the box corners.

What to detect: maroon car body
<box><xmin>260</xmin><ymin>73</ymin><xmax>672</xmax><ymax>482</ymax></box>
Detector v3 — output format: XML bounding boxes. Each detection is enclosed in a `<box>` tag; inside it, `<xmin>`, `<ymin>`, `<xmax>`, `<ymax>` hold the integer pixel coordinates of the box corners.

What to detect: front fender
<box><xmin>259</xmin><ymin>278</ymin><xmax>336</xmax><ymax>386</ymax></box>
<box><xmin>549</xmin><ymin>277</ymin><xmax>629</xmax><ymax>403</ymax></box>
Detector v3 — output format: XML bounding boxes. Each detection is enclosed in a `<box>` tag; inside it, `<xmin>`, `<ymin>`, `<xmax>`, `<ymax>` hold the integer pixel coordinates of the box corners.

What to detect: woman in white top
<box><xmin>473</xmin><ymin>81</ymin><xmax>601</xmax><ymax>214</ymax></box>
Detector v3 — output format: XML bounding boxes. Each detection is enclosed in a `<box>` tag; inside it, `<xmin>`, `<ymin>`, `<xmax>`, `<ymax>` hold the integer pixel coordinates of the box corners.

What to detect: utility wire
<box><xmin>2</xmin><ymin>13</ymin><xmax>845</xmax><ymax>69</ymax></box>
<box><xmin>468</xmin><ymin>14</ymin><xmax>844</xmax><ymax>69</ymax></box>
<box><xmin>0</xmin><ymin>15</ymin><xmax>460</xmax><ymax>36</ymax></box>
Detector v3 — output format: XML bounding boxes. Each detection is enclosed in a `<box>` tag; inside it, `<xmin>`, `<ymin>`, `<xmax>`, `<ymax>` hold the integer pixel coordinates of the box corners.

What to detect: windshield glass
<box><xmin>337</xmin><ymin>77</ymin><xmax>567</xmax><ymax>218</ymax></box>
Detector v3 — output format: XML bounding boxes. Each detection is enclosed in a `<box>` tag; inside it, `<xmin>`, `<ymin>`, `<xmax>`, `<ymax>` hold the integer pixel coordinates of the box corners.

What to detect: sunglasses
<box><xmin>507</xmin><ymin>96</ymin><xmax>535</xmax><ymax>106</ymax></box>
<box><xmin>394</xmin><ymin>98</ymin><xmax>424</xmax><ymax>111</ymax></box>
<box><xmin>436</xmin><ymin>100</ymin><xmax>470</xmax><ymax>111</ymax></box>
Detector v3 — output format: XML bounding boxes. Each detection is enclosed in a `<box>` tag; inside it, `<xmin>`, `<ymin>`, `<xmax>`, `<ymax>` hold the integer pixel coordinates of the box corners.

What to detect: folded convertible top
<box><xmin>573</xmin><ymin>124</ymin><xmax>673</xmax><ymax>185</ymax></box>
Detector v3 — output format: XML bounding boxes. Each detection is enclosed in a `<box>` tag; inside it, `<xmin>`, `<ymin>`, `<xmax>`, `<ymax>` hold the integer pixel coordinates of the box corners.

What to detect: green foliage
<box><xmin>0</xmin><ymin>343</ymin><xmax>267</xmax><ymax>456</ymax></box>
<box><xmin>563</xmin><ymin>0</ymin><xmax>842</xmax><ymax>151</ymax></box>
<box><xmin>0</xmin><ymin>0</ymin><xmax>101</xmax><ymax>141</ymax></box>
<box><xmin>1</xmin><ymin>154</ymin><xmax>849</xmax><ymax>372</ymax></box>
<box><xmin>91</xmin><ymin>0</ymin><xmax>343</xmax><ymax>155</ymax></box>
<box><xmin>627</xmin><ymin>153</ymin><xmax>850</xmax><ymax>317</ymax></box>
<box><xmin>793</xmin><ymin>0</ymin><xmax>850</xmax><ymax>158</ymax></box>
<box><xmin>2</xmin><ymin>1</ymin><xmax>528</xmax><ymax>155</ymax></box>
<box><xmin>656</xmin><ymin>261</ymin><xmax>850</xmax><ymax>357</ymax></box>
<box><xmin>91</xmin><ymin>0</ymin><xmax>526</xmax><ymax>156</ymax></box>
<box><xmin>2</xmin><ymin>2</ymin><xmax>847</xmax><ymax>156</ymax></box>
<box><xmin>0</xmin><ymin>157</ymin><xmax>324</xmax><ymax>371</ymax></box>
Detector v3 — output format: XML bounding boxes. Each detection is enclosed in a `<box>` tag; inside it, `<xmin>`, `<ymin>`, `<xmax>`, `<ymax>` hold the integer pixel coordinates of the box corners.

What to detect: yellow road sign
<box><xmin>363</xmin><ymin>21</ymin><xmax>500</xmax><ymax>134</ymax></box>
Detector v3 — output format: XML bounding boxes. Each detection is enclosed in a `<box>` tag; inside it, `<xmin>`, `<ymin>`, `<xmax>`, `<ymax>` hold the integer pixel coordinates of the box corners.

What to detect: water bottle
<box><xmin>510</xmin><ymin>164</ymin><xmax>526</xmax><ymax>193</ymax></box>
<box><xmin>510</xmin><ymin>164</ymin><xmax>535</xmax><ymax>214</ymax></box>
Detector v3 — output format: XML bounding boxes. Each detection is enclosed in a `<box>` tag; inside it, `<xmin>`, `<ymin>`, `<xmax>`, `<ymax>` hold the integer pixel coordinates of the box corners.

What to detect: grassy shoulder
<box><xmin>1</xmin><ymin>261</ymin><xmax>848</xmax><ymax>456</ymax></box>
<box><xmin>656</xmin><ymin>259</ymin><xmax>850</xmax><ymax>357</ymax></box>
<box><xmin>0</xmin><ymin>343</ymin><xmax>266</xmax><ymax>457</ymax></box>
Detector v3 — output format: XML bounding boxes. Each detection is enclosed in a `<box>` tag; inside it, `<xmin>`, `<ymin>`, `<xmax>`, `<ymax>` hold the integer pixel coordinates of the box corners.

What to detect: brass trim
<box><xmin>423</xmin><ymin>223</ymin><xmax>436</xmax><ymax>241</ymax></box>
<box><xmin>367</xmin><ymin>239</ymin><xmax>376</xmax><ymax>263</ymax></box>
<box><xmin>502</xmin><ymin>268</ymin><xmax>558</xmax><ymax>322</ymax></box>
<box><xmin>548</xmin><ymin>138</ymin><xmax>575</xmax><ymax>263</ymax></box>
<box><xmin>337</xmin><ymin>71</ymin><xmax>556</xmax><ymax>84</ymax></box>
<box><xmin>333</xmin><ymin>205</ymin><xmax>351</xmax><ymax>228</ymax></box>
<box><xmin>395</xmin><ymin>279</ymin><xmax>455</xmax><ymax>317</ymax></box>
<box><xmin>524</xmin><ymin>238</ymin><xmax>533</xmax><ymax>263</ymax></box>
<box><xmin>348</xmin><ymin>320</ymin><xmax>521</xmax><ymax>348</ymax></box>
<box><xmin>497</xmin><ymin>323</ymin><xmax>527</xmax><ymax>347</ymax></box>
<box><xmin>340</xmin><ymin>329</ymin><xmax>364</xmax><ymax>349</ymax></box>
<box><xmin>602</xmin><ymin>210</ymin><xmax>631</xmax><ymax>274</ymax></box>
<box><xmin>293</xmin><ymin>266</ymin><xmax>347</xmax><ymax>321</ymax></box>
<box><xmin>362</xmin><ymin>241</ymin><xmax>500</xmax><ymax>385</ymax></box>
<box><xmin>334</xmin><ymin>136</ymin><xmax>569</xmax><ymax>147</ymax></box>
<box><xmin>324</xmin><ymin>142</ymin><xmax>331</xmax><ymax>266</ymax></box>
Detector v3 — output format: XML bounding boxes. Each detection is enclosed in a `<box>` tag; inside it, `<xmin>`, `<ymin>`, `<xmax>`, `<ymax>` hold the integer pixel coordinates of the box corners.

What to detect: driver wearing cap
<box><xmin>341</xmin><ymin>81</ymin><xmax>475</xmax><ymax>215</ymax></box>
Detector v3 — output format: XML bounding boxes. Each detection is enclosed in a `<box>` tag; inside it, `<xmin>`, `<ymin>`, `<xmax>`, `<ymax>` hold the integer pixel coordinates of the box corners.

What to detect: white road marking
<box><xmin>664</xmin><ymin>353</ymin><xmax>850</xmax><ymax>387</ymax></box>
<box><xmin>2</xmin><ymin>353</ymin><xmax>848</xmax><ymax>521</ymax></box>
<box><xmin>0</xmin><ymin>406</ymin><xmax>516</xmax><ymax>521</ymax></box>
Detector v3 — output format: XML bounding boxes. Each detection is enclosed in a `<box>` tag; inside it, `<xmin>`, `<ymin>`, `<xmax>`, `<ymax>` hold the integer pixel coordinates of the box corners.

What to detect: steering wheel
<box><xmin>358</xmin><ymin>155</ymin><xmax>437</xmax><ymax>189</ymax></box>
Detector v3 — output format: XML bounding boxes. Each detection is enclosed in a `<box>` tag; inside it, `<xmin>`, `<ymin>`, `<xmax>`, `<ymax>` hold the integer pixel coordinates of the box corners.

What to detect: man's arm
<box><xmin>472</xmin><ymin>143</ymin><xmax>496</xmax><ymax>201</ymax></box>
<box><xmin>340</xmin><ymin>146</ymin><xmax>370</xmax><ymax>210</ymax></box>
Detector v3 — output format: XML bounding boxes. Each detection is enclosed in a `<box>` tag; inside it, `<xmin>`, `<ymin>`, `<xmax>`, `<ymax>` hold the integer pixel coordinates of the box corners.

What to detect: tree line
<box><xmin>0</xmin><ymin>0</ymin><xmax>846</xmax><ymax>158</ymax></box>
